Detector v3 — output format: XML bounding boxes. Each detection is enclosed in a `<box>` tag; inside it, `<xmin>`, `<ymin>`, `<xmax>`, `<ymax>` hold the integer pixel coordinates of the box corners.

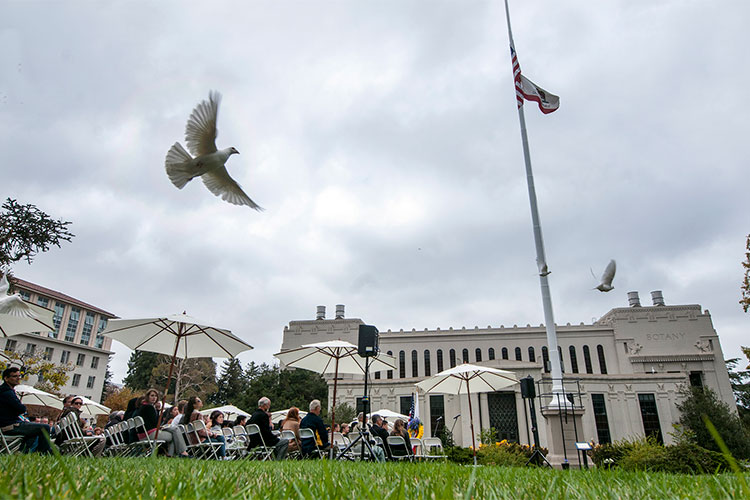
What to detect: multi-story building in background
<box><xmin>2</xmin><ymin>276</ymin><xmax>116</xmax><ymax>403</ymax></box>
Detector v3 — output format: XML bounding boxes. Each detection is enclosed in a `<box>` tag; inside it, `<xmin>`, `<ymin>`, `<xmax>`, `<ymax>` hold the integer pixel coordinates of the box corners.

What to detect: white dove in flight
<box><xmin>0</xmin><ymin>272</ymin><xmax>37</xmax><ymax>317</ymax></box>
<box><xmin>165</xmin><ymin>91</ymin><xmax>263</xmax><ymax>210</ymax></box>
<box><xmin>594</xmin><ymin>259</ymin><xmax>617</xmax><ymax>292</ymax></box>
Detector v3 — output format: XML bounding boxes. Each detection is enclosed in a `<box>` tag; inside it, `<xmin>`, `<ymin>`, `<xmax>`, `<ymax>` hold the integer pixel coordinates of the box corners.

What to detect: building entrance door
<box><xmin>487</xmin><ymin>392</ymin><xmax>519</xmax><ymax>442</ymax></box>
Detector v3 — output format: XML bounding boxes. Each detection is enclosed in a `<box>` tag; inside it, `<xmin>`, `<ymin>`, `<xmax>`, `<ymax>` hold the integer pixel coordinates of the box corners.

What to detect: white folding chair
<box><xmin>299</xmin><ymin>427</ymin><xmax>325</xmax><ymax>459</ymax></box>
<box><xmin>132</xmin><ymin>416</ymin><xmax>166</xmax><ymax>456</ymax></box>
<box><xmin>186</xmin><ymin>421</ymin><xmax>223</xmax><ymax>459</ymax></box>
<box><xmin>411</xmin><ymin>437</ymin><xmax>425</xmax><ymax>461</ymax></box>
<box><xmin>280</xmin><ymin>429</ymin><xmax>301</xmax><ymax>459</ymax></box>
<box><xmin>245</xmin><ymin>424</ymin><xmax>273</xmax><ymax>461</ymax></box>
<box><xmin>422</xmin><ymin>437</ymin><xmax>447</xmax><ymax>460</ymax></box>
<box><xmin>222</xmin><ymin>427</ymin><xmax>245</xmax><ymax>459</ymax></box>
<box><xmin>58</xmin><ymin>413</ymin><xmax>95</xmax><ymax>458</ymax></box>
<box><xmin>0</xmin><ymin>427</ymin><xmax>25</xmax><ymax>454</ymax></box>
<box><xmin>386</xmin><ymin>435</ymin><xmax>413</xmax><ymax>462</ymax></box>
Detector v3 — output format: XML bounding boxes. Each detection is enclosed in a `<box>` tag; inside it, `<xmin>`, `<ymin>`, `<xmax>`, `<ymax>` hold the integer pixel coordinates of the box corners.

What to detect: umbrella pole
<box><xmin>154</xmin><ymin>335</ymin><xmax>181</xmax><ymax>443</ymax></box>
<box><xmin>466</xmin><ymin>378</ymin><xmax>477</xmax><ymax>466</ymax></box>
<box><xmin>329</xmin><ymin>355</ymin><xmax>339</xmax><ymax>459</ymax></box>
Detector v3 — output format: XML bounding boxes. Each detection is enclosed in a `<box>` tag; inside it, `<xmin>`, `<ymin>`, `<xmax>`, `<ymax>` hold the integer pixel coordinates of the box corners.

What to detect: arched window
<box><xmin>582</xmin><ymin>345</ymin><xmax>593</xmax><ymax>374</ymax></box>
<box><xmin>449</xmin><ymin>349</ymin><xmax>457</xmax><ymax>368</ymax></box>
<box><xmin>515</xmin><ymin>347</ymin><xmax>522</xmax><ymax>361</ymax></box>
<box><xmin>475</xmin><ymin>348</ymin><xmax>482</xmax><ymax>363</ymax></box>
<box><xmin>501</xmin><ymin>347</ymin><xmax>508</xmax><ymax>360</ymax></box>
<box><xmin>558</xmin><ymin>346</ymin><xmax>565</xmax><ymax>372</ymax></box>
<box><xmin>597</xmin><ymin>345</ymin><xmax>608</xmax><ymax>374</ymax></box>
<box><xmin>462</xmin><ymin>349</ymin><xmax>469</xmax><ymax>364</ymax></box>
<box><xmin>437</xmin><ymin>349</ymin><xmax>444</xmax><ymax>373</ymax></box>
<box><xmin>399</xmin><ymin>350</ymin><xmax>406</xmax><ymax>378</ymax></box>
<box><xmin>542</xmin><ymin>346</ymin><xmax>550</xmax><ymax>373</ymax></box>
<box><xmin>424</xmin><ymin>350</ymin><xmax>431</xmax><ymax>377</ymax></box>
<box><xmin>411</xmin><ymin>350</ymin><xmax>418</xmax><ymax>378</ymax></box>
<box><xmin>488</xmin><ymin>348</ymin><xmax>495</xmax><ymax>360</ymax></box>
<box><xmin>387</xmin><ymin>351</ymin><xmax>394</xmax><ymax>379</ymax></box>
<box><xmin>569</xmin><ymin>346</ymin><xmax>579</xmax><ymax>373</ymax></box>
<box><xmin>528</xmin><ymin>346</ymin><xmax>535</xmax><ymax>362</ymax></box>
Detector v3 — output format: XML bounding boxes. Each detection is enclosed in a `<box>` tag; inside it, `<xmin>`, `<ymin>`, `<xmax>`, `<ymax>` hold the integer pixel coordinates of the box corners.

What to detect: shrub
<box><xmin>476</xmin><ymin>443</ymin><xmax>527</xmax><ymax>467</ymax></box>
<box><xmin>445</xmin><ymin>446</ymin><xmax>475</xmax><ymax>464</ymax></box>
<box><xmin>618</xmin><ymin>439</ymin><xmax>670</xmax><ymax>472</ymax></box>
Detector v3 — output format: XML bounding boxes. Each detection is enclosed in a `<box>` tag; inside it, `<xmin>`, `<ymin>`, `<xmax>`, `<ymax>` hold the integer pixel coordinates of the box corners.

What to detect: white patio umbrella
<box><xmin>270</xmin><ymin>408</ymin><xmax>308</xmax><ymax>424</ymax></box>
<box><xmin>416</xmin><ymin>363</ymin><xmax>519</xmax><ymax>465</ymax></box>
<box><xmin>76</xmin><ymin>395</ymin><xmax>111</xmax><ymax>417</ymax></box>
<box><xmin>15</xmin><ymin>384</ymin><xmax>63</xmax><ymax>410</ymax></box>
<box><xmin>102</xmin><ymin>312</ymin><xmax>253</xmax><ymax>438</ymax></box>
<box><xmin>274</xmin><ymin>340</ymin><xmax>397</xmax><ymax>448</ymax></box>
<box><xmin>368</xmin><ymin>409</ymin><xmax>409</xmax><ymax>422</ymax></box>
<box><xmin>200</xmin><ymin>404</ymin><xmax>250</xmax><ymax>420</ymax></box>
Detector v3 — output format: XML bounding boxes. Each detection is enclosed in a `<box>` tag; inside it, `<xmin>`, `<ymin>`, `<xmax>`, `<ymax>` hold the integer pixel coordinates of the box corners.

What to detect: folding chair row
<box><xmin>57</xmin><ymin>412</ymin><xmax>97</xmax><ymax>458</ymax></box>
<box><xmin>0</xmin><ymin>427</ymin><xmax>25</xmax><ymax>455</ymax></box>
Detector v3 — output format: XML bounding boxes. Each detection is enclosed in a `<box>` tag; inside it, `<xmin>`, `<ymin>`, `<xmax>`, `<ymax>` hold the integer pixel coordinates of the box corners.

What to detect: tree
<box><xmin>741</xmin><ymin>234</ymin><xmax>750</xmax><ymax>312</ymax></box>
<box><xmin>676</xmin><ymin>386</ymin><xmax>750</xmax><ymax>459</ymax></box>
<box><xmin>0</xmin><ymin>198</ymin><xmax>74</xmax><ymax>267</ymax></box>
<box><xmin>210</xmin><ymin>358</ymin><xmax>246</xmax><ymax>405</ymax></box>
<box><xmin>0</xmin><ymin>349</ymin><xmax>73</xmax><ymax>393</ymax></box>
<box><xmin>100</xmin><ymin>357</ymin><xmax>115</xmax><ymax>402</ymax></box>
<box><xmin>329</xmin><ymin>402</ymin><xmax>355</xmax><ymax>427</ymax></box>
<box><xmin>235</xmin><ymin>362</ymin><xmax>328</xmax><ymax>415</ymax></box>
<box><xmin>122</xmin><ymin>350</ymin><xmax>159</xmax><ymax>391</ymax></box>
<box><xmin>103</xmin><ymin>386</ymin><xmax>139</xmax><ymax>411</ymax></box>
<box><xmin>727</xmin><ymin>357</ymin><xmax>750</xmax><ymax>430</ymax></box>
<box><xmin>149</xmin><ymin>356</ymin><xmax>217</xmax><ymax>404</ymax></box>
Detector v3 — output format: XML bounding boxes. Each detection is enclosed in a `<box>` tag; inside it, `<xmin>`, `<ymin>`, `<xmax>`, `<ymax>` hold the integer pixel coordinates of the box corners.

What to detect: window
<box><xmin>488</xmin><ymin>348</ymin><xmax>495</xmax><ymax>360</ymax></box>
<box><xmin>387</xmin><ymin>351</ymin><xmax>393</xmax><ymax>379</ymax></box>
<box><xmin>60</xmin><ymin>350</ymin><xmax>70</xmax><ymax>364</ymax></box>
<box><xmin>44</xmin><ymin>347</ymin><xmax>54</xmax><ymax>360</ymax></box>
<box><xmin>569</xmin><ymin>346</ymin><xmax>579</xmax><ymax>373</ymax></box>
<box><xmin>689</xmin><ymin>371</ymin><xmax>703</xmax><ymax>387</ymax></box>
<box><xmin>528</xmin><ymin>346</ymin><xmax>535</xmax><ymax>362</ymax></box>
<box><xmin>72</xmin><ymin>373</ymin><xmax>81</xmax><ymax>387</ymax></box>
<box><xmin>462</xmin><ymin>349</ymin><xmax>469</xmax><ymax>364</ymax></box>
<box><xmin>76</xmin><ymin>353</ymin><xmax>85</xmax><ymax>366</ymax></box>
<box><xmin>411</xmin><ymin>350</ymin><xmax>418</xmax><ymax>377</ymax></box>
<box><xmin>400</xmin><ymin>396</ymin><xmax>412</xmax><ymax>416</ymax></box>
<box><xmin>52</xmin><ymin>303</ymin><xmax>65</xmax><ymax>338</ymax></box>
<box><xmin>558</xmin><ymin>346</ymin><xmax>565</xmax><ymax>372</ymax></box>
<box><xmin>424</xmin><ymin>350</ymin><xmax>431</xmax><ymax>377</ymax></box>
<box><xmin>18</xmin><ymin>290</ymin><xmax>31</xmax><ymax>301</ymax></box>
<box><xmin>87</xmin><ymin>376</ymin><xmax>96</xmax><ymax>389</ymax></box>
<box><xmin>638</xmin><ymin>394</ymin><xmax>663</xmax><ymax>443</ymax></box>
<box><xmin>80</xmin><ymin>312</ymin><xmax>95</xmax><ymax>345</ymax></box>
<box><xmin>95</xmin><ymin>317</ymin><xmax>108</xmax><ymax>348</ymax></box>
<box><xmin>541</xmin><ymin>346</ymin><xmax>550</xmax><ymax>373</ymax></box>
<box><xmin>583</xmin><ymin>345</ymin><xmax>593</xmax><ymax>374</ymax></box>
<box><xmin>591</xmin><ymin>394</ymin><xmax>611</xmax><ymax>444</ymax></box>
<box><xmin>597</xmin><ymin>345</ymin><xmax>607</xmax><ymax>374</ymax></box>
<box><xmin>475</xmin><ymin>348</ymin><xmax>482</xmax><ymax>363</ymax></box>
<box><xmin>65</xmin><ymin>307</ymin><xmax>80</xmax><ymax>342</ymax></box>
<box><xmin>515</xmin><ymin>347</ymin><xmax>522</xmax><ymax>361</ymax></box>
<box><xmin>429</xmin><ymin>395</ymin><xmax>445</xmax><ymax>437</ymax></box>
<box><xmin>25</xmin><ymin>343</ymin><xmax>36</xmax><ymax>355</ymax></box>
<box><xmin>436</xmin><ymin>349</ymin><xmax>444</xmax><ymax>373</ymax></box>
<box><xmin>5</xmin><ymin>339</ymin><xmax>17</xmax><ymax>352</ymax></box>
<box><xmin>501</xmin><ymin>347</ymin><xmax>508</xmax><ymax>360</ymax></box>
<box><xmin>374</xmin><ymin>370</ymin><xmax>381</xmax><ymax>379</ymax></box>
<box><xmin>449</xmin><ymin>349</ymin><xmax>456</xmax><ymax>368</ymax></box>
<box><xmin>36</xmin><ymin>295</ymin><xmax>49</xmax><ymax>308</ymax></box>
<box><xmin>399</xmin><ymin>351</ymin><xmax>406</xmax><ymax>379</ymax></box>
<box><xmin>91</xmin><ymin>356</ymin><xmax>100</xmax><ymax>369</ymax></box>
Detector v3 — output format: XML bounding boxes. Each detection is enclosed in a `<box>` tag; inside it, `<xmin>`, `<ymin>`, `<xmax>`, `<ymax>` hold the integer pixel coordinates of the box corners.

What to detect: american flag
<box><xmin>511</xmin><ymin>46</ymin><xmax>523</xmax><ymax>108</ymax></box>
<box><xmin>510</xmin><ymin>45</ymin><xmax>560</xmax><ymax>114</ymax></box>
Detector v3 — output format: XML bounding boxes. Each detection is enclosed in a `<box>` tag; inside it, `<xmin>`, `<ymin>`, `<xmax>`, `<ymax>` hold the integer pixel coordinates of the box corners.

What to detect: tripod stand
<box><xmin>337</xmin><ymin>356</ymin><xmax>378</xmax><ymax>461</ymax></box>
<box><xmin>524</xmin><ymin>388</ymin><xmax>552</xmax><ymax>468</ymax></box>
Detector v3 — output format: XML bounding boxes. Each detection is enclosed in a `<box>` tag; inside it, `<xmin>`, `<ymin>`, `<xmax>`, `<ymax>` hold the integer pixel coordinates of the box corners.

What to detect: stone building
<box><xmin>2</xmin><ymin>276</ymin><xmax>116</xmax><ymax>403</ymax></box>
<box><xmin>280</xmin><ymin>293</ymin><xmax>734</xmax><ymax>457</ymax></box>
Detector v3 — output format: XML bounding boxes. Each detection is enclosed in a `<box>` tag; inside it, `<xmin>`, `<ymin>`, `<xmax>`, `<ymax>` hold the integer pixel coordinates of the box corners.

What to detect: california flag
<box><xmin>518</xmin><ymin>75</ymin><xmax>560</xmax><ymax>114</ymax></box>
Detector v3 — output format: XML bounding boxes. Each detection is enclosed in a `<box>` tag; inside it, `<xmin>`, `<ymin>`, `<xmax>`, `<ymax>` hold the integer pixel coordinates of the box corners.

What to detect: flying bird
<box><xmin>594</xmin><ymin>259</ymin><xmax>617</xmax><ymax>292</ymax></box>
<box><xmin>165</xmin><ymin>91</ymin><xmax>263</xmax><ymax>210</ymax></box>
<box><xmin>0</xmin><ymin>272</ymin><xmax>38</xmax><ymax>318</ymax></box>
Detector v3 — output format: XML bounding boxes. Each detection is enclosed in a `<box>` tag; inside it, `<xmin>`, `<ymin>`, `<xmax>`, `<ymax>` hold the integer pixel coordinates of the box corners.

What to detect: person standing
<box><xmin>248</xmin><ymin>397</ymin><xmax>288</xmax><ymax>460</ymax></box>
<box><xmin>0</xmin><ymin>367</ymin><xmax>52</xmax><ymax>454</ymax></box>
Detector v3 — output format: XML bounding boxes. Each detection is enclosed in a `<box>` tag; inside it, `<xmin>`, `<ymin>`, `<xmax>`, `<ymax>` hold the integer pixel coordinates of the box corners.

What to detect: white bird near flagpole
<box><xmin>165</xmin><ymin>91</ymin><xmax>264</xmax><ymax>210</ymax></box>
<box><xmin>594</xmin><ymin>259</ymin><xmax>617</xmax><ymax>292</ymax></box>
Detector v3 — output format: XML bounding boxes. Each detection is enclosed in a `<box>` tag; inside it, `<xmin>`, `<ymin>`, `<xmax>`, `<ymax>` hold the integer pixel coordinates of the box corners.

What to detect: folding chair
<box><xmin>58</xmin><ymin>413</ymin><xmax>95</xmax><ymax>458</ymax></box>
<box><xmin>222</xmin><ymin>427</ymin><xmax>245</xmax><ymax>459</ymax></box>
<box><xmin>0</xmin><ymin>427</ymin><xmax>24</xmax><ymax>454</ymax></box>
<box><xmin>233</xmin><ymin>425</ymin><xmax>249</xmax><ymax>447</ymax></box>
<box><xmin>186</xmin><ymin>421</ymin><xmax>223</xmax><ymax>459</ymax></box>
<box><xmin>245</xmin><ymin>424</ymin><xmax>273</xmax><ymax>461</ymax></box>
<box><xmin>299</xmin><ymin>427</ymin><xmax>325</xmax><ymax>459</ymax></box>
<box><xmin>422</xmin><ymin>437</ymin><xmax>447</xmax><ymax>460</ymax></box>
<box><xmin>132</xmin><ymin>416</ymin><xmax>166</xmax><ymax>456</ymax></box>
<box><xmin>280</xmin><ymin>430</ymin><xmax>301</xmax><ymax>459</ymax></box>
<box><xmin>386</xmin><ymin>436</ymin><xmax>414</xmax><ymax>462</ymax></box>
<box><xmin>411</xmin><ymin>437</ymin><xmax>425</xmax><ymax>461</ymax></box>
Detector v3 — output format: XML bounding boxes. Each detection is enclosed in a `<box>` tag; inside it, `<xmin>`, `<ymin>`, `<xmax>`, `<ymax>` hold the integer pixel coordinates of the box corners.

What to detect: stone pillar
<box><xmin>541</xmin><ymin>407</ymin><xmax>585</xmax><ymax>468</ymax></box>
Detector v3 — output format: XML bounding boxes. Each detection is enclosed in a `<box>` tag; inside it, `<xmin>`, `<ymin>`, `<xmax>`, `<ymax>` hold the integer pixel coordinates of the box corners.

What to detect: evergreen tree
<box><xmin>210</xmin><ymin>358</ymin><xmax>246</xmax><ymax>405</ymax></box>
<box><xmin>236</xmin><ymin>362</ymin><xmax>327</xmax><ymax>414</ymax></box>
<box><xmin>122</xmin><ymin>350</ymin><xmax>159</xmax><ymax>390</ymax></box>
<box><xmin>0</xmin><ymin>198</ymin><xmax>74</xmax><ymax>267</ymax></box>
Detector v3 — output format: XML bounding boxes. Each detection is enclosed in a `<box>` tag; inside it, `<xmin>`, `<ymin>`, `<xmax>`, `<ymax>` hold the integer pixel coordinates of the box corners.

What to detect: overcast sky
<box><xmin>3</xmin><ymin>1</ymin><xmax>748</xmax><ymax>384</ymax></box>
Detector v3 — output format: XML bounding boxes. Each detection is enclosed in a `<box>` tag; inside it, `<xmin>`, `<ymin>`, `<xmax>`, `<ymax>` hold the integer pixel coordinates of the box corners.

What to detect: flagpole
<box><xmin>503</xmin><ymin>0</ymin><xmax>565</xmax><ymax>405</ymax></box>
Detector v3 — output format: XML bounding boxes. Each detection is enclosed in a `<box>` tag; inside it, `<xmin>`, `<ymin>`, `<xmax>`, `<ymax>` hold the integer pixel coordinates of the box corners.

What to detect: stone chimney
<box><xmin>627</xmin><ymin>291</ymin><xmax>641</xmax><ymax>307</ymax></box>
<box><xmin>335</xmin><ymin>304</ymin><xmax>345</xmax><ymax>319</ymax></box>
<box><xmin>316</xmin><ymin>305</ymin><xmax>326</xmax><ymax>320</ymax></box>
<box><xmin>651</xmin><ymin>290</ymin><xmax>665</xmax><ymax>306</ymax></box>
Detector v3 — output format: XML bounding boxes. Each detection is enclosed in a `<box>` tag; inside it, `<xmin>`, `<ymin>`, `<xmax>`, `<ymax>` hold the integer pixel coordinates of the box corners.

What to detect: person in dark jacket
<box><xmin>247</xmin><ymin>397</ymin><xmax>288</xmax><ymax>460</ymax></box>
<box><xmin>368</xmin><ymin>414</ymin><xmax>389</xmax><ymax>461</ymax></box>
<box><xmin>299</xmin><ymin>399</ymin><xmax>329</xmax><ymax>458</ymax></box>
<box><xmin>0</xmin><ymin>367</ymin><xmax>52</xmax><ymax>454</ymax></box>
<box><xmin>135</xmin><ymin>389</ymin><xmax>187</xmax><ymax>457</ymax></box>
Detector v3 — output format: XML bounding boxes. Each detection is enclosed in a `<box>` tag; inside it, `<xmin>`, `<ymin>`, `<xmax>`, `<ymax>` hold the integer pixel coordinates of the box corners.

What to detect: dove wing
<box><xmin>185</xmin><ymin>91</ymin><xmax>220</xmax><ymax>157</ymax></box>
<box><xmin>0</xmin><ymin>295</ymin><xmax>37</xmax><ymax>318</ymax></box>
<box><xmin>600</xmin><ymin>260</ymin><xmax>617</xmax><ymax>287</ymax></box>
<box><xmin>201</xmin><ymin>167</ymin><xmax>264</xmax><ymax>210</ymax></box>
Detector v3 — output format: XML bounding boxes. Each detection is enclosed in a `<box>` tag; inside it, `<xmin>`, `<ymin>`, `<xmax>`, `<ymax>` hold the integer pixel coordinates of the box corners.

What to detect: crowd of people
<box><xmin>2</xmin><ymin>367</ymin><xmax>415</xmax><ymax>461</ymax></box>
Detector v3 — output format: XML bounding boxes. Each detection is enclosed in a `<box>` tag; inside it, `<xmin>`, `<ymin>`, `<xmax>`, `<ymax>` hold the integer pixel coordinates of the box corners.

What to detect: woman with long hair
<box><xmin>184</xmin><ymin>396</ymin><xmax>226</xmax><ymax>458</ymax></box>
<box><xmin>391</xmin><ymin>418</ymin><xmax>413</xmax><ymax>454</ymax></box>
<box><xmin>135</xmin><ymin>389</ymin><xmax>187</xmax><ymax>458</ymax></box>
<box><xmin>280</xmin><ymin>407</ymin><xmax>301</xmax><ymax>452</ymax></box>
<box><xmin>209</xmin><ymin>410</ymin><xmax>224</xmax><ymax>433</ymax></box>
<box><xmin>233</xmin><ymin>415</ymin><xmax>247</xmax><ymax>428</ymax></box>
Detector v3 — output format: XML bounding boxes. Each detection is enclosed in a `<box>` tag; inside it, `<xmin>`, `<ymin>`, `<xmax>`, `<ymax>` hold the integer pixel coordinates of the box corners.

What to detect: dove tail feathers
<box><xmin>165</xmin><ymin>143</ymin><xmax>195</xmax><ymax>189</ymax></box>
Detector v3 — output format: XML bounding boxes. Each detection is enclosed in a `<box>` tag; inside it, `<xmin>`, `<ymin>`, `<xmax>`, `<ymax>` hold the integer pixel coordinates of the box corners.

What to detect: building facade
<box><xmin>280</xmin><ymin>293</ymin><xmax>734</xmax><ymax>452</ymax></box>
<box><xmin>2</xmin><ymin>276</ymin><xmax>116</xmax><ymax>403</ymax></box>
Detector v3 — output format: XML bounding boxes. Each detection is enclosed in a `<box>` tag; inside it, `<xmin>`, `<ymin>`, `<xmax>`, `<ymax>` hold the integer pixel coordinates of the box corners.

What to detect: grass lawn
<box><xmin>0</xmin><ymin>455</ymin><xmax>748</xmax><ymax>499</ymax></box>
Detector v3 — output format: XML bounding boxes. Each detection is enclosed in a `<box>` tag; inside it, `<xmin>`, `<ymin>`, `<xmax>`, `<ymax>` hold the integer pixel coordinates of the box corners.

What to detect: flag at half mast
<box><xmin>511</xmin><ymin>46</ymin><xmax>559</xmax><ymax>114</ymax></box>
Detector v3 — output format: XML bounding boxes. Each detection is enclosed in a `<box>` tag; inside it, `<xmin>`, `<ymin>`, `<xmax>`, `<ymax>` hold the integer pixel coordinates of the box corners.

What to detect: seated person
<box><xmin>136</xmin><ymin>389</ymin><xmax>188</xmax><ymax>457</ymax></box>
<box><xmin>389</xmin><ymin>418</ymin><xmax>413</xmax><ymax>457</ymax></box>
<box><xmin>248</xmin><ymin>397</ymin><xmax>288</xmax><ymax>460</ymax></box>
<box><xmin>367</xmin><ymin>414</ymin><xmax>389</xmax><ymax>462</ymax></box>
<box><xmin>280</xmin><ymin>407</ymin><xmax>302</xmax><ymax>453</ymax></box>
<box><xmin>183</xmin><ymin>396</ymin><xmax>226</xmax><ymax>458</ymax></box>
<box><xmin>0</xmin><ymin>367</ymin><xmax>52</xmax><ymax>454</ymax></box>
<box><xmin>299</xmin><ymin>399</ymin><xmax>330</xmax><ymax>457</ymax></box>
